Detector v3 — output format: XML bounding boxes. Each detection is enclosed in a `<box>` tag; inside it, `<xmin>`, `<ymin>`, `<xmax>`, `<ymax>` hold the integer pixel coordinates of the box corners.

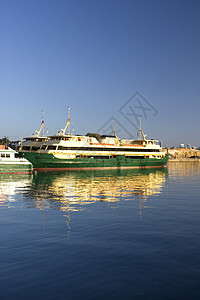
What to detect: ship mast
<box><xmin>138</xmin><ymin>117</ymin><xmax>146</xmax><ymax>140</ymax></box>
<box><xmin>61</xmin><ymin>107</ymin><xmax>71</xmax><ymax>136</ymax></box>
<box><xmin>112</xmin><ymin>118</ymin><xmax>120</xmax><ymax>141</ymax></box>
<box><xmin>35</xmin><ymin>110</ymin><xmax>45</xmax><ymax>137</ymax></box>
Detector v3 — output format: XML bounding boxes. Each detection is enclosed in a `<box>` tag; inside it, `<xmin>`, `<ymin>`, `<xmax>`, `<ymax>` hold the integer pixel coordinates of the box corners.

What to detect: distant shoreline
<box><xmin>168</xmin><ymin>159</ymin><xmax>200</xmax><ymax>162</ymax></box>
<box><xmin>164</xmin><ymin>148</ymin><xmax>200</xmax><ymax>161</ymax></box>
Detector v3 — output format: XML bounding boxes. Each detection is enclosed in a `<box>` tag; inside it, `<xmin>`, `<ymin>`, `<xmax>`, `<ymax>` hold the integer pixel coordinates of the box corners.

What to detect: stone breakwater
<box><xmin>164</xmin><ymin>148</ymin><xmax>200</xmax><ymax>161</ymax></box>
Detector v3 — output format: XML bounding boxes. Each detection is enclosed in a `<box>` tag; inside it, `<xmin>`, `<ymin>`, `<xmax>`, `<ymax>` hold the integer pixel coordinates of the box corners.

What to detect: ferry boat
<box><xmin>19</xmin><ymin>108</ymin><xmax>169</xmax><ymax>171</ymax></box>
<box><xmin>0</xmin><ymin>145</ymin><xmax>33</xmax><ymax>174</ymax></box>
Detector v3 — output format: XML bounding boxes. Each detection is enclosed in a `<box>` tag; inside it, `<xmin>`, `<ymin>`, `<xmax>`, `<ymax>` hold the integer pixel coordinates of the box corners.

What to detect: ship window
<box><xmin>38</xmin><ymin>145</ymin><xmax>161</xmax><ymax>153</ymax></box>
<box><xmin>6</xmin><ymin>154</ymin><xmax>10</xmax><ymax>158</ymax></box>
<box><xmin>58</xmin><ymin>146</ymin><xmax>69</xmax><ymax>150</ymax></box>
<box><xmin>1</xmin><ymin>153</ymin><xmax>5</xmax><ymax>158</ymax></box>
<box><xmin>62</xmin><ymin>137</ymin><xmax>71</xmax><ymax>141</ymax></box>
<box><xmin>23</xmin><ymin>146</ymin><xmax>31</xmax><ymax>150</ymax></box>
<box><xmin>41</xmin><ymin>145</ymin><xmax>47</xmax><ymax>150</ymax></box>
<box><xmin>31</xmin><ymin>147</ymin><xmax>40</xmax><ymax>151</ymax></box>
<box><xmin>47</xmin><ymin>146</ymin><xmax>57</xmax><ymax>150</ymax></box>
<box><xmin>125</xmin><ymin>156</ymin><xmax>145</xmax><ymax>159</ymax></box>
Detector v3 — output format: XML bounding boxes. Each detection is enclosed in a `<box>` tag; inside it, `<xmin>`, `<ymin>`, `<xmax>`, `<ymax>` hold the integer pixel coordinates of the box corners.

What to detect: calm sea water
<box><xmin>0</xmin><ymin>162</ymin><xmax>200</xmax><ymax>299</ymax></box>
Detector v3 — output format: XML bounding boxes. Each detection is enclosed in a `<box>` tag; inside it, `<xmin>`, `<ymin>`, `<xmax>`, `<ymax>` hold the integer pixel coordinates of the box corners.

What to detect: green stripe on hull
<box><xmin>20</xmin><ymin>152</ymin><xmax>169</xmax><ymax>171</ymax></box>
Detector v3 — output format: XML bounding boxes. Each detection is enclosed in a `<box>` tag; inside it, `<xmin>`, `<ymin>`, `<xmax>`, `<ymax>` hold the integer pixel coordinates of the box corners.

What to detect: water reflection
<box><xmin>2</xmin><ymin>163</ymin><xmax>200</xmax><ymax>214</ymax></box>
<box><xmin>0</xmin><ymin>174</ymin><xmax>32</xmax><ymax>206</ymax></box>
<box><xmin>168</xmin><ymin>161</ymin><xmax>200</xmax><ymax>179</ymax></box>
<box><xmin>0</xmin><ymin>168</ymin><xmax>168</xmax><ymax>236</ymax></box>
<box><xmin>25</xmin><ymin>168</ymin><xmax>168</xmax><ymax>210</ymax></box>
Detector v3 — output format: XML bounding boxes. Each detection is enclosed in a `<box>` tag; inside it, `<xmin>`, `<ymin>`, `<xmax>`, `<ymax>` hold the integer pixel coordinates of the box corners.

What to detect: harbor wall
<box><xmin>164</xmin><ymin>148</ymin><xmax>200</xmax><ymax>161</ymax></box>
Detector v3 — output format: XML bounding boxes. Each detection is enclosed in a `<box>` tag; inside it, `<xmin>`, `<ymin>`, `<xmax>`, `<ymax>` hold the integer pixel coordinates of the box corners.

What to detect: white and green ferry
<box><xmin>0</xmin><ymin>145</ymin><xmax>33</xmax><ymax>174</ymax></box>
<box><xmin>19</xmin><ymin>108</ymin><xmax>168</xmax><ymax>171</ymax></box>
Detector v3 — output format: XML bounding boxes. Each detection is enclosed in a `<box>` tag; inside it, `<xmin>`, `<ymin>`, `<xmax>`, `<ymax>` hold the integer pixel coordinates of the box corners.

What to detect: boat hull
<box><xmin>20</xmin><ymin>152</ymin><xmax>169</xmax><ymax>171</ymax></box>
<box><xmin>0</xmin><ymin>162</ymin><xmax>33</xmax><ymax>174</ymax></box>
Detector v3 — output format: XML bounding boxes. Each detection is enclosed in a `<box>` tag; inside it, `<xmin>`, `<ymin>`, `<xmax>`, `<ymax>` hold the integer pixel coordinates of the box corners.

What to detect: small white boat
<box><xmin>0</xmin><ymin>145</ymin><xmax>32</xmax><ymax>174</ymax></box>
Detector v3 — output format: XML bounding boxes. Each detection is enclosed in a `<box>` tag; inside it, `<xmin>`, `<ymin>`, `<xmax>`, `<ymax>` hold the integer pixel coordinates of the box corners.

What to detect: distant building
<box><xmin>187</xmin><ymin>144</ymin><xmax>192</xmax><ymax>149</ymax></box>
<box><xmin>179</xmin><ymin>144</ymin><xmax>185</xmax><ymax>148</ymax></box>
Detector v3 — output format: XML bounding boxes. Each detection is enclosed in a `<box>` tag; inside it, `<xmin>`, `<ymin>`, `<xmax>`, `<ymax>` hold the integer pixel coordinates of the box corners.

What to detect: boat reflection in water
<box><xmin>0</xmin><ymin>174</ymin><xmax>32</xmax><ymax>207</ymax></box>
<box><xmin>0</xmin><ymin>168</ymin><xmax>168</xmax><ymax>236</ymax></box>
<box><xmin>26</xmin><ymin>168</ymin><xmax>168</xmax><ymax>211</ymax></box>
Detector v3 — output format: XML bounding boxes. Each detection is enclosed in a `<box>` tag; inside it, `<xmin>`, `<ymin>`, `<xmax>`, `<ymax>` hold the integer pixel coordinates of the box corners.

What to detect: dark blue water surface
<box><xmin>0</xmin><ymin>162</ymin><xmax>200</xmax><ymax>299</ymax></box>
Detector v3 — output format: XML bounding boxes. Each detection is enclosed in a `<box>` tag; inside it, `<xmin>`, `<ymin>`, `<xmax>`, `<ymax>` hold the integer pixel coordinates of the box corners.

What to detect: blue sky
<box><xmin>0</xmin><ymin>0</ymin><xmax>200</xmax><ymax>147</ymax></box>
